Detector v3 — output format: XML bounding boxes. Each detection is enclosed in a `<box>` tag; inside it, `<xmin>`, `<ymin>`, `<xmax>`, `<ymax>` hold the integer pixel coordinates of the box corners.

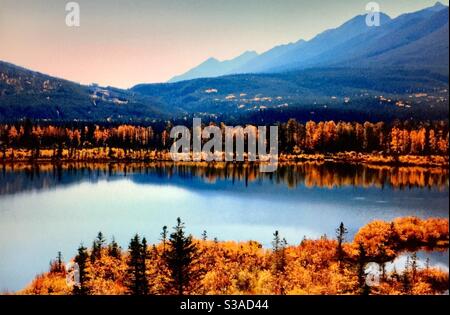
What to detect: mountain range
<box><xmin>169</xmin><ymin>2</ymin><xmax>449</xmax><ymax>82</ymax></box>
<box><xmin>0</xmin><ymin>3</ymin><xmax>449</xmax><ymax>123</ymax></box>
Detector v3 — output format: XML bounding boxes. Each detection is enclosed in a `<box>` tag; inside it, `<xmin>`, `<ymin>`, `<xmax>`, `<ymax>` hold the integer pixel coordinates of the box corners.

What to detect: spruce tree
<box><xmin>164</xmin><ymin>218</ymin><xmax>202</xmax><ymax>295</ymax></box>
<box><xmin>271</xmin><ymin>231</ymin><xmax>287</xmax><ymax>295</ymax></box>
<box><xmin>357</xmin><ymin>243</ymin><xmax>370</xmax><ymax>295</ymax></box>
<box><xmin>57</xmin><ymin>251</ymin><xmax>63</xmax><ymax>271</ymax></box>
<box><xmin>402</xmin><ymin>256</ymin><xmax>411</xmax><ymax>294</ymax></box>
<box><xmin>201</xmin><ymin>230</ymin><xmax>208</xmax><ymax>241</ymax></box>
<box><xmin>49</xmin><ymin>251</ymin><xmax>65</xmax><ymax>274</ymax></box>
<box><xmin>271</xmin><ymin>231</ymin><xmax>287</xmax><ymax>273</ymax></box>
<box><xmin>125</xmin><ymin>234</ymin><xmax>149</xmax><ymax>295</ymax></box>
<box><xmin>91</xmin><ymin>231</ymin><xmax>106</xmax><ymax>262</ymax></box>
<box><xmin>161</xmin><ymin>225</ymin><xmax>168</xmax><ymax>254</ymax></box>
<box><xmin>410</xmin><ymin>253</ymin><xmax>418</xmax><ymax>289</ymax></box>
<box><xmin>73</xmin><ymin>245</ymin><xmax>90</xmax><ymax>295</ymax></box>
<box><xmin>108</xmin><ymin>237</ymin><xmax>121</xmax><ymax>258</ymax></box>
<box><xmin>336</xmin><ymin>222</ymin><xmax>348</xmax><ymax>267</ymax></box>
<box><xmin>378</xmin><ymin>244</ymin><xmax>389</xmax><ymax>281</ymax></box>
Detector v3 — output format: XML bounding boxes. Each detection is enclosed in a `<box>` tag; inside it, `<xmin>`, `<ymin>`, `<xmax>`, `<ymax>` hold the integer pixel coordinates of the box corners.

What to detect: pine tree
<box><xmin>91</xmin><ymin>231</ymin><xmax>106</xmax><ymax>262</ymax></box>
<box><xmin>271</xmin><ymin>231</ymin><xmax>287</xmax><ymax>273</ymax></box>
<box><xmin>271</xmin><ymin>231</ymin><xmax>287</xmax><ymax>295</ymax></box>
<box><xmin>402</xmin><ymin>256</ymin><xmax>411</xmax><ymax>294</ymax></box>
<box><xmin>164</xmin><ymin>218</ymin><xmax>203</xmax><ymax>295</ymax></box>
<box><xmin>73</xmin><ymin>245</ymin><xmax>90</xmax><ymax>295</ymax></box>
<box><xmin>125</xmin><ymin>234</ymin><xmax>149</xmax><ymax>295</ymax></box>
<box><xmin>49</xmin><ymin>251</ymin><xmax>65</xmax><ymax>274</ymax></box>
<box><xmin>108</xmin><ymin>237</ymin><xmax>121</xmax><ymax>258</ymax></box>
<box><xmin>410</xmin><ymin>252</ymin><xmax>418</xmax><ymax>288</ymax></box>
<box><xmin>56</xmin><ymin>251</ymin><xmax>64</xmax><ymax>272</ymax></box>
<box><xmin>201</xmin><ymin>230</ymin><xmax>208</xmax><ymax>241</ymax></box>
<box><xmin>357</xmin><ymin>243</ymin><xmax>370</xmax><ymax>295</ymax></box>
<box><xmin>336</xmin><ymin>222</ymin><xmax>348</xmax><ymax>267</ymax></box>
<box><xmin>378</xmin><ymin>244</ymin><xmax>389</xmax><ymax>281</ymax></box>
<box><xmin>161</xmin><ymin>225</ymin><xmax>168</xmax><ymax>254</ymax></box>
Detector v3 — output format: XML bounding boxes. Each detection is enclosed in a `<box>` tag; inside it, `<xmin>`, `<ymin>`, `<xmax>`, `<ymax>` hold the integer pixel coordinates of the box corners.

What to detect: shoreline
<box><xmin>1</xmin><ymin>148</ymin><xmax>448</xmax><ymax>168</ymax></box>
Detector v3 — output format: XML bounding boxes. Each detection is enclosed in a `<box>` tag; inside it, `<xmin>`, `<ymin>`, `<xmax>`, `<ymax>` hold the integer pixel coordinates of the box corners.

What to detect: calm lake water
<box><xmin>0</xmin><ymin>162</ymin><xmax>448</xmax><ymax>292</ymax></box>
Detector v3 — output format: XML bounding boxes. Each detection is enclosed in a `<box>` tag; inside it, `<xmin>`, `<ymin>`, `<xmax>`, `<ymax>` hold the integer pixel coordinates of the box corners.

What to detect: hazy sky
<box><xmin>0</xmin><ymin>0</ymin><xmax>448</xmax><ymax>87</ymax></box>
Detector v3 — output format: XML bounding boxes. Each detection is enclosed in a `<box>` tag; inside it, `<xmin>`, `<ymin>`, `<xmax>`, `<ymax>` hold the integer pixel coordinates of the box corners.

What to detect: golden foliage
<box><xmin>19</xmin><ymin>217</ymin><xmax>448</xmax><ymax>295</ymax></box>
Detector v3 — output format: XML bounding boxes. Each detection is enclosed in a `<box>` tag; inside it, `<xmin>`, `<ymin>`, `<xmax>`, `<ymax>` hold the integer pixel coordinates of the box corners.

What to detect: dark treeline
<box><xmin>0</xmin><ymin>119</ymin><xmax>448</xmax><ymax>156</ymax></box>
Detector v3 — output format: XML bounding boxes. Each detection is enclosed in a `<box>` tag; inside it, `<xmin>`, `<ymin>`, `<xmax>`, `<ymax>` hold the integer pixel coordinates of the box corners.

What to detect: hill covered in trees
<box><xmin>1</xmin><ymin>60</ymin><xmax>448</xmax><ymax>124</ymax></box>
<box><xmin>0</xmin><ymin>61</ymin><xmax>170</xmax><ymax>122</ymax></box>
<box><xmin>132</xmin><ymin>67</ymin><xmax>449</xmax><ymax>123</ymax></box>
<box><xmin>19</xmin><ymin>217</ymin><xmax>449</xmax><ymax>295</ymax></box>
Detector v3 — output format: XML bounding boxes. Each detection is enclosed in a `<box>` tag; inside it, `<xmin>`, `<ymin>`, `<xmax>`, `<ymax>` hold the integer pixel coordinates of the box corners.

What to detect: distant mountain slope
<box><xmin>167</xmin><ymin>12</ymin><xmax>392</xmax><ymax>81</ymax></box>
<box><xmin>237</xmin><ymin>12</ymin><xmax>392</xmax><ymax>74</ymax></box>
<box><xmin>133</xmin><ymin>67</ymin><xmax>449</xmax><ymax>123</ymax></box>
<box><xmin>234</xmin><ymin>40</ymin><xmax>307</xmax><ymax>74</ymax></box>
<box><xmin>362</xmin><ymin>19</ymin><xmax>449</xmax><ymax>70</ymax></box>
<box><xmin>315</xmin><ymin>6</ymin><xmax>450</xmax><ymax>72</ymax></box>
<box><xmin>168</xmin><ymin>2</ymin><xmax>449</xmax><ymax>79</ymax></box>
<box><xmin>256</xmin><ymin>4</ymin><xmax>448</xmax><ymax>73</ymax></box>
<box><xmin>168</xmin><ymin>51</ymin><xmax>258</xmax><ymax>83</ymax></box>
<box><xmin>0</xmin><ymin>61</ymin><xmax>170</xmax><ymax>122</ymax></box>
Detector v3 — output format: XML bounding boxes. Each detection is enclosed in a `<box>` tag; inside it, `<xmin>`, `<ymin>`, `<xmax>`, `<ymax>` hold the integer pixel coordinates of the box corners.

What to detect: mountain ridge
<box><xmin>168</xmin><ymin>3</ymin><xmax>448</xmax><ymax>81</ymax></box>
<box><xmin>168</xmin><ymin>51</ymin><xmax>258</xmax><ymax>83</ymax></box>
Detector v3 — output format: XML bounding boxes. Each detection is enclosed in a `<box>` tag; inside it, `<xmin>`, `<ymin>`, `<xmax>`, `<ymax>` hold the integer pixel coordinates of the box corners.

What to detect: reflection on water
<box><xmin>1</xmin><ymin>162</ymin><xmax>448</xmax><ymax>196</ymax></box>
<box><xmin>0</xmin><ymin>162</ymin><xmax>448</xmax><ymax>292</ymax></box>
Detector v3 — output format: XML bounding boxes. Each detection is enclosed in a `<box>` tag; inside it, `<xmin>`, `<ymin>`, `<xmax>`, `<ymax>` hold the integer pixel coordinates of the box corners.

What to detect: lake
<box><xmin>0</xmin><ymin>162</ymin><xmax>448</xmax><ymax>292</ymax></box>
